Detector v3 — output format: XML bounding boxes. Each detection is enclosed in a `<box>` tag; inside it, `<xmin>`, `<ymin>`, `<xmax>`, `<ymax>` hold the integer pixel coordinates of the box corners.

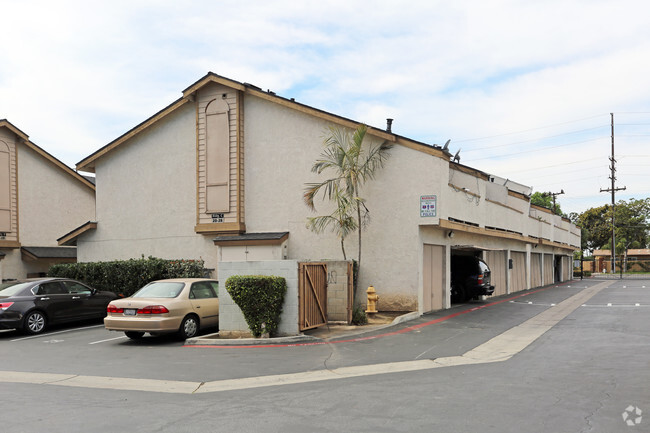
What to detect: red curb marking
<box><xmin>185</xmin><ymin>282</ymin><xmax>573</xmax><ymax>349</ymax></box>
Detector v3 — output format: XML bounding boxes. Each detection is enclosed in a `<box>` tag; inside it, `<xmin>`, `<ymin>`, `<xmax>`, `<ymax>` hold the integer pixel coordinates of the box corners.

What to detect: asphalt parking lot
<box><xmin>1</xmin><ymin>277</ymin><xmax>649</xmax><ymax>433</ymax></box>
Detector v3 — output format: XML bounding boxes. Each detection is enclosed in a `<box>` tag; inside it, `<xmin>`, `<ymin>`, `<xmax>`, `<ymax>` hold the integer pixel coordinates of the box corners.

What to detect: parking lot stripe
<box><xmin>88</xmin><ymin>335</ymin><xmax>128</xmax><ymax>345</ymax></box>
<box><xmin>10</xmin><ymin>325</ymin><xmax>104</xmax><ymax>342</ymax></box>
<box><xmin>0</xmin><ymin>281</ymin><xmax>614</xmax><ymax>395</ymax></box>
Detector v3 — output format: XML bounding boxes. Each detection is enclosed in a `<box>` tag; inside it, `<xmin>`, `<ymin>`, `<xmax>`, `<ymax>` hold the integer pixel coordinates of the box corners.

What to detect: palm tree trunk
<box><xmin>357</xmin><ymin>202</ymin><xmax>362</xmax><ymax>267</ymax></box>
<box><xmin>341</xmin><ymin>238</ymin><xmax>347</xmax><ymax>260</ymax></box>
<box><xmin>354</xmin><ymin>200</ymin><xmax>362</xmax><ymax>303</ymax></box>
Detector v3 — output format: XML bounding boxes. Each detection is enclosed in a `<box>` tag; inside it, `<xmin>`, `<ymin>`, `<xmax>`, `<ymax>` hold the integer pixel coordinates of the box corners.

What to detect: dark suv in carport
<box><xmin>451</xmin><ymin>255</ymin><xmax>495</xmax><ymax>303</ymax></box>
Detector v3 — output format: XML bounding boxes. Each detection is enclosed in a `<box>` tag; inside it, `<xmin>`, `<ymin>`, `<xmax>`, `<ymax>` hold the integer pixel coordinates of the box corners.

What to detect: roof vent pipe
<box><xmin>386</xmin><ymin>118</ymin><xmax>393</xmax><ymax>133</ymax></box>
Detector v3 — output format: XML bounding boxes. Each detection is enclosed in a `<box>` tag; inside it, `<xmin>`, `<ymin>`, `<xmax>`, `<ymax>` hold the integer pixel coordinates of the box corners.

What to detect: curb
<box><xmin>184</xmin><ymin>311</ymin><xmax>420</xmax><ymax>346</ymax></box>
<box><xmin>185</xmin><ymin>333</ymin><xmax>323</xmax><ymax>346</ymax></box>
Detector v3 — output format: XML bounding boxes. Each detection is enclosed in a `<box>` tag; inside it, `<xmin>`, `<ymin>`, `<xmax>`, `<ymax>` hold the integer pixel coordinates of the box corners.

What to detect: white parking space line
<box><xmin>509</xmin><ymin>301</ymin><xmax>557</xmax><ymax>307</ymax></box>
<box><xmin>10</xmin><ymin>325</ymin><xmax>104</xmax><ymax>342</ymax></box>
<box><xmin>89</xmin><ymin>335</ymin><xmax>128</xmax><ymax>345</ymax></box>
<box><xmin>581</xmin><ymin>304</ymin><xmax>648</xmax><ymax>308</ymax></box>
<box><xmin>0</xmin><ymin>281</ymin><xmax>615</xmax><ymax>395</ymax></box>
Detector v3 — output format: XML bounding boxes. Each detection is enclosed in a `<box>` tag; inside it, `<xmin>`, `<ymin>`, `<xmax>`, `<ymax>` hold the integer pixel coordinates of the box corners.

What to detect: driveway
<box><xmin>1</xmin><ymin>278</ymin><xmax>648</xmax><ymax>432</ymax></box>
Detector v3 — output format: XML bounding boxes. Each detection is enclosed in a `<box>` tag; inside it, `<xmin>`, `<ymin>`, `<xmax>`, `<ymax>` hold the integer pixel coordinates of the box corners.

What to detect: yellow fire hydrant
<box><xmin>366</xmin><ymin>285</ymin><xmax>378</xmax><ymax>314</ymax></box>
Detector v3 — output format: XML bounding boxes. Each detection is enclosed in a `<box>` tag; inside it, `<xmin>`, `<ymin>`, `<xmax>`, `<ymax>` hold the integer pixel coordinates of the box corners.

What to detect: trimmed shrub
<box><xmin>48</xmin><ymin>256</ymin><xmax>206</xmax><ymax>297</ymax></box>
<box><xmin>225</xmin><ymin>275</ymin><xmax>286</xmax><ymax>338</ymax></box>
<box><xmin>351</xmin><ymin>304</ymin><xmax>368</xmax><ymax>326</ymax></box>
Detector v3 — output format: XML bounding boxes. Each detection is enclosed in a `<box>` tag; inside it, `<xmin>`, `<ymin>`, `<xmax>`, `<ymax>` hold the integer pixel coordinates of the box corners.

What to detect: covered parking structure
<box><xmin>418</xmin><ymin>173</ymin><xmax>578</xmax><ymax>313</ymax></box>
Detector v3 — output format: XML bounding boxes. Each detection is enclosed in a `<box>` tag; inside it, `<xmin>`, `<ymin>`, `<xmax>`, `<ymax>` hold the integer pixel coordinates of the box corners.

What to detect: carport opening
<box><xmin>450</xmin><ymin>246</ymin><xmax>495</xmax><ymax>304</ymax></box>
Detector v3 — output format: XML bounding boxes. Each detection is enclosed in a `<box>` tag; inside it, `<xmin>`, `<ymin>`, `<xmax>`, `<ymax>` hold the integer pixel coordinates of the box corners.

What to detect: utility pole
<box><xmin>542</xmin><ymin>190</ymin><xmax>565</xmax><ymax>215</ymax></box>
<box><xmin>600</xmin><ymin>113</ymin><xmax>626</xmax><ymax>274</ymax></box>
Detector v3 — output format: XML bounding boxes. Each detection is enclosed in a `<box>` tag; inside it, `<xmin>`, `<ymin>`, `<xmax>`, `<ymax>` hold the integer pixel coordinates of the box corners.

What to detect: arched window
<box><xmin>205</xmin><ymin>99</ymin><xmax>230</xmax><ymax>213</ymax></box>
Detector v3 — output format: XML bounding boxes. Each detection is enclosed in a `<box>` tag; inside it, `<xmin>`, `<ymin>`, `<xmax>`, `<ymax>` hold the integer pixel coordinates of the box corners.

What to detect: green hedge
<box><xmin>48</xmin><ymin>256</ymin><xmax>206</xmax><ymax>297</ymax></box>
<box><xmin>225</xmin><ymin>275</ymin><xmax>286</xmax><ymax>338</ymax></box>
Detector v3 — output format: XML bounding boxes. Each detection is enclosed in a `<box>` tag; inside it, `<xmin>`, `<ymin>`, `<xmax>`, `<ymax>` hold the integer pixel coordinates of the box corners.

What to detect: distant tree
<box><xmin>576</xmin><ymin>198</ymin><xmax>650</xmax><ymax>253</ymax></box>
<box><xmin>530</xmin><ymin>191</ymin><xmax>564</xmax><ymax>216</ymax></box>
<box><xmin>576</xmin><ymin>204</ymin><xmax>610</xmax><ymax>253</ymax></box>
<box><xmin>616</xmin><ymin>198</ymin><xmax>650</xmax><ymax>249</ymax></box>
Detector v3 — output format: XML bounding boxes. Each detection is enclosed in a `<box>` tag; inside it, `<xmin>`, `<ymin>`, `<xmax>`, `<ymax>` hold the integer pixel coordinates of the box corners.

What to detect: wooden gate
<box><xmin>299</xmin><ymin>262</ymin><xmax>328</xmax><ymax>331</ymax></box>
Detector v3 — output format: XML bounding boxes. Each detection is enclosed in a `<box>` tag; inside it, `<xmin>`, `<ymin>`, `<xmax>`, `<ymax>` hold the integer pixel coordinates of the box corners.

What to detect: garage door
<box><xmin>423</xmin><ymin>244</ymin><xmax>444</xmax><ymax>312</ymax></box>
<box><xmin>563</xmin><ymin>256</ymin><xmax>571</xmax><ymax>281</ymax></box>
<box><xmin>484</xmin><ymin>251</ymin><xmax>507</xmax><ymax>296</ymax></box>
<box><xmin>531</xmin><ymin>252</ymin><xmax>542</xmax><ymax>288</ymax></box>
<box><xmin>511</xmin><ymin>251</ymin><xmax>526</xmax><ymax>293</ymax></box>
<box><xmin>544</xmin><ymin>254</ymin><xmax>554</xmax><ymax>284</ymax></box>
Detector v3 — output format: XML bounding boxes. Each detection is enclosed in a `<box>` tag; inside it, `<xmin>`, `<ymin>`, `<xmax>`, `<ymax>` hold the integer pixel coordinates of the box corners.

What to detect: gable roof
<box><xmin>57</xmin><ymin>221</ymin><xmax>98</xmax><ymax>246</ymax></box>
<box><xmin>0</xmin><ymin>119</ymin><xmax>95</xmax><ymax>191</ymax></box>
<box><xmin>21</xmin><ymin>246</ymin><xmax>77</xmax><ymax>260</ymax></box>
<box><xmin>76</xmin><ymin>72</ymin><xmax>450</xmax><ymax>173</ymax></box>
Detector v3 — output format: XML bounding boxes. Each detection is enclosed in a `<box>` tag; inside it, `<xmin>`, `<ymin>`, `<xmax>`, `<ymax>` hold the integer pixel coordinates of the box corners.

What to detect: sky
<box><xmin>1</xmin><ymin>0</ymin><xmax>649</xmax><ymax>216</ymax></box>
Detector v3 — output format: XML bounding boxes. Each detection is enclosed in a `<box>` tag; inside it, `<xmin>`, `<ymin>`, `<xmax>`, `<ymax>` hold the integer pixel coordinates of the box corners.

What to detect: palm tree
<box><xmin>306</xmin><ymin>185</ymin><xmax>358</xmax><ymax>259</ymax></box>
<box><xmin>304</xmin><ymin>124</ymin><xmax>392</xmax><ymax>277</ymax></box>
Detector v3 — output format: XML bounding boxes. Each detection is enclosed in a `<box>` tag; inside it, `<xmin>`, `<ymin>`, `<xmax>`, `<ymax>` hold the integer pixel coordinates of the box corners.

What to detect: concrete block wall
<box><xmin>325</xmin><ymin>260</ymin><xmax>352</xmax><ymax>322</ymax></box>
<box><xmin>218</xmin><ymin>260</ymin><xmax>300</xmax><ymax>337</ymax></box>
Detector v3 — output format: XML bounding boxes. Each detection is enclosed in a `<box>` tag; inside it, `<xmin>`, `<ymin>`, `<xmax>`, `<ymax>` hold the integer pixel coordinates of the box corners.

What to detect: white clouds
<box><xmin>0</xmin><ymin>0</ymin><xmax>648</xmax><ymax>213</ymax></box>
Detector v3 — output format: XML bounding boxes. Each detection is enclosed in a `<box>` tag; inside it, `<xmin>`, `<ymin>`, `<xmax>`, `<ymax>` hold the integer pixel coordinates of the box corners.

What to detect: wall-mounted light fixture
<box><xmin>447</xmin><ymin>231</ymin><xmax>454</xmax><ymax>238</ymax></box>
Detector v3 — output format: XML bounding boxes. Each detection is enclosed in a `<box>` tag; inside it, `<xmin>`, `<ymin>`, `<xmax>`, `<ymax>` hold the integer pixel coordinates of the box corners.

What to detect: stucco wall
<box><xmin>242</xmin><ymin>96</ymin><xmax>451</xmax><ymax>310</ymax></box>
<box><xmin>217</xmin><ymin>260</ymin><xmax>300</xmax><ymax>337</ymax></box>
<box><xmin>18</xmin><ymin>145</ymin><xmax>96</xmax><ymax>246</ymax></box>
<box><xmin>325</xmin><ymin>260</ymin><xmax>352</xmax><ymax>322</ymax></box>
<box><xmin>78</xmin><ymin>103</ymin><xmax>219</xmax><ymax>275</ymax></box>
<box><xmin>1</xmin><ymin>142</ymin><xmax>95</xmax><ymax>280</ymax></box>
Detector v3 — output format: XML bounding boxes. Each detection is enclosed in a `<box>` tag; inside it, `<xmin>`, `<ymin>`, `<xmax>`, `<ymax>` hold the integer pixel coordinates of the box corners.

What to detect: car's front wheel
<box><xmin>179</xmin><ymin>315</ymin><xmax>199</xmax><ymax>339</ymax></box>
<box><xmin>124</xmin><ymin>331</ymin><xmax>145</xmax><ymax>340</ymax></box>
<box><xmin>24</xmin><ymin>310</ymin><xmax>46</xmax><ymax>335</ymax></box>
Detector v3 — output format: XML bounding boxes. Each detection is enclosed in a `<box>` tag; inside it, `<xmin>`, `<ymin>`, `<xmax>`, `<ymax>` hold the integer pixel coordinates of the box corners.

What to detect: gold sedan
<box><xmin>104</xmin><ymin>278</ymin><xmax>219</xmax><ymax>339</ymax></box>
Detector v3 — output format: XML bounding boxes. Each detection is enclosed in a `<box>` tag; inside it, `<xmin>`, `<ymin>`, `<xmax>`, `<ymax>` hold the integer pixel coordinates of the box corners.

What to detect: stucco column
<box><xmin>525</xmin><ymin>244</ymin><xmax>532</xmax><ymax>291</ymax></box>
<box><xmin>444</xmin><ymin>244</ymin><xmax>451</xmax><ymax>309</ymax></box>
<box><xmin>506</xmin><ymin>249</ymin><xmax>512</xmax><ymax>294</ymax></box>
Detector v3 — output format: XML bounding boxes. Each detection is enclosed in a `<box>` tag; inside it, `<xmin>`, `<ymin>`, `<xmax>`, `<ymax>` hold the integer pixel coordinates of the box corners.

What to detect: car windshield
<box><xmin>0</xmin><ymin>282</ymin><xmax>33</xmax><ymax>297</ymax></box>
<box><xmin>133</xmin><ymin>282</ymin><xmax>185</xmax><ymax>298</ymax></box>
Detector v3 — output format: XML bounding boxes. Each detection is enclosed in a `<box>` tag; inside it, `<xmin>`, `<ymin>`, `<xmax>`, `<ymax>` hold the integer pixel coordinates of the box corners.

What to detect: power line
<box><xmin>467</xmin><ymin>137</ymin><xmax>606</xmax><ymax>161</ymax></box>
<box><xmin>454</xmin><ymin>113</ymin><xmax>607</xmax><ymax>143</ymax></box>
<box><xmin>488</xmin><ymin>157</ymin><xmax>603</xmax><ymax>173</ymax></box>
<box><xmin>463</xmin><ymin>126</ymin><xmax>608</xmax><ymax>153</ymax></box>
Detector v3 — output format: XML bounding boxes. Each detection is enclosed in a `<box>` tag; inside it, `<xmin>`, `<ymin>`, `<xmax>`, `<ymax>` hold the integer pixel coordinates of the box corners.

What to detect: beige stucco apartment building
<box><xmin>0</xmin><ymin>120</ymin><xmax>96</xmax><ymax>281</ymax></box>
<box><xmin>65</xmin><ymin>73</ymin><xmax>580</xmax><ymax>314</ymax></box>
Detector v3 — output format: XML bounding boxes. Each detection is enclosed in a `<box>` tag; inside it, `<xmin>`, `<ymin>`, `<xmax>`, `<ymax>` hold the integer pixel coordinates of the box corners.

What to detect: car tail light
<box><xmin>0</xmin><ymin>302</ymin><xmax>14</xmax><ymax>310</ymax></box>
<box><xmin>137</xmin><ymin>305</ymin><xmax>169</xmax><ymax>314</ymax></box>
<box><xmin>107</xmin><ymin>304</ymin><xmax>124</xmax><ymax>313</ymax></box>
<box><xmin>477</xmin><ymin>274</ymin><xmax>484</xmax><ymax>285</ymax></box>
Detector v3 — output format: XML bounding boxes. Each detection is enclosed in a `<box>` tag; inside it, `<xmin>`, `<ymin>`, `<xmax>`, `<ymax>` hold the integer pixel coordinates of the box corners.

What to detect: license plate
<box><xmin>124</xmin><ymin>309</ymin><xmax>137</xmax><ymax>316</ymax></box>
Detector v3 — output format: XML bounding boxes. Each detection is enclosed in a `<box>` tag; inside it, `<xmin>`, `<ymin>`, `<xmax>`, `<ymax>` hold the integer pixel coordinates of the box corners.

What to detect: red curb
<box><xmin>185</xmin><ymin>281</ymin><xmax>573</xmax><ymax>349</ymax></box>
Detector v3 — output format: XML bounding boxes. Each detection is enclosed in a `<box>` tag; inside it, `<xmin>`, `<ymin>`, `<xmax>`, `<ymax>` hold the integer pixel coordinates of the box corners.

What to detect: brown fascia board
<box><xmin>1</xmin><ymin>119</ymin><xmax>94</xmax><ymax>191</ymax></box>
<box><xmin>449</xmin><ymin>161</ymin><xmax>490</xmax><ymax>181</ymax></box>
<box><xmin>0</xmin><ymin>119</ymin><xmax>30</xmax><ymax>141</ymax></box>
<box><xmin>507</xmin><ymin>189</ymin><xmax>529</xmax><ymax>201</ymax></box>
<box><xmin>531</xmin><ymin>203</ymin><xmax>553</xmax><ymax>214</ymax></box>
<box><xmin>24</xmin><ymin>139</ymin><xmax>95</xmax><ymax>191</ymax></box>
<box><xmin>57</xmin><ymin>221</ymin><xmax>98</xmax><ymax>246</ymax></box>
<box><xmin>186</xmin><ymin>73</ymin><xmax>450</xmax><ymax>158</ymax></box>
<box><xmin>76</xmin><ymin>72</ymin><xmax>449</xmax><ymax>172</ymax></box>
<box><xmin>76</xmin><ymin>97</ymin><xmax>189</xmax><ymax>172</ymax></box>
